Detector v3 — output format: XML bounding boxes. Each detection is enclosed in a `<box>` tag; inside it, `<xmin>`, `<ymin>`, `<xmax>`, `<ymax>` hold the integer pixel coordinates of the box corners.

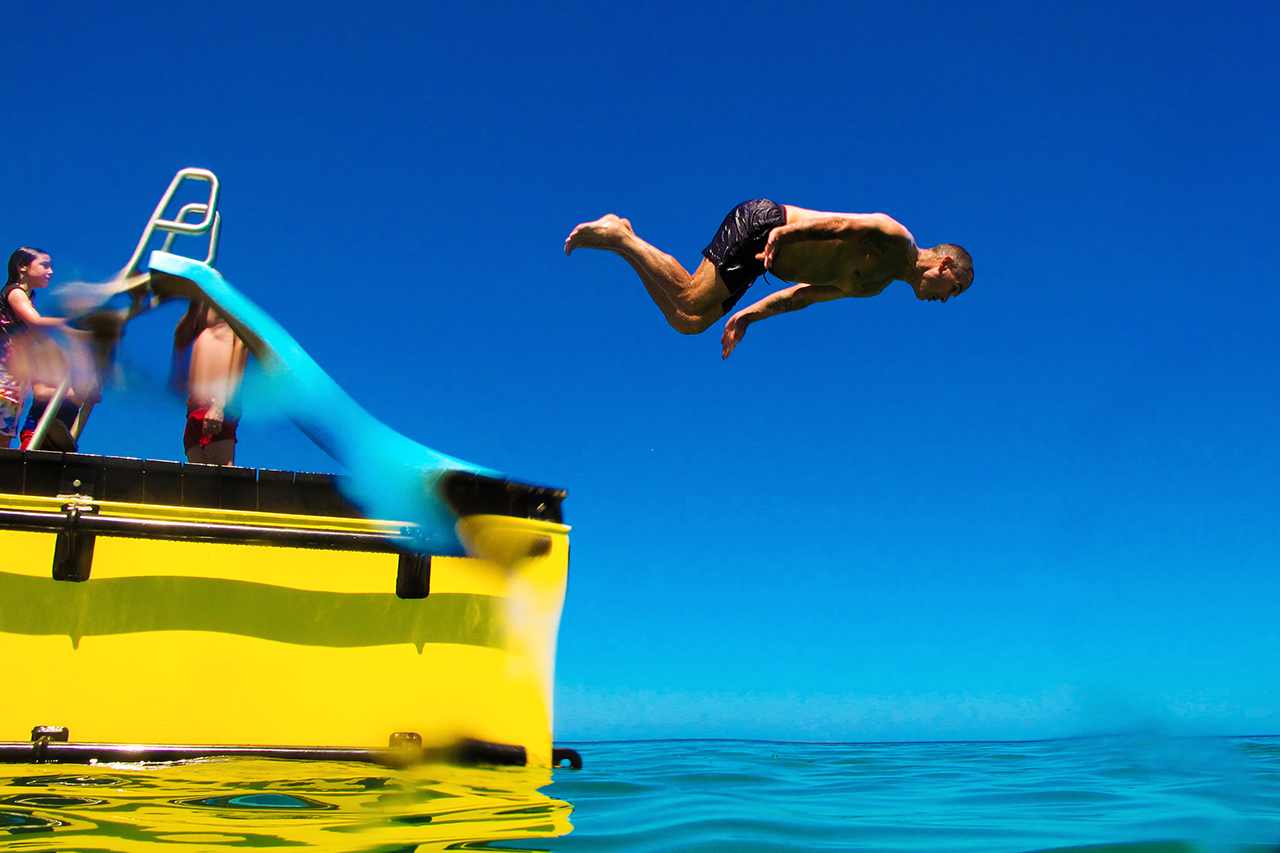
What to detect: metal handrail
<box><xmin>25</xmin><ymin>377</ymin><xmax>73</xmax><ymax>452</ymax></box>
<box><xmin>69</xmin><ymin>398</ymin><xmax>93</xmax><ymax>441</ymax></box>
<box><xmin>0</xmin><ymin>506</ymin><xmax>419</xmax><ymax>554</ymax></box>
<box><xmin>120</xmin><ymin>168</ymin><xmax>221</xmax><ymax>279</ymax></box>
<box><xmin>159</xmin><ymin>202</ymin><xmax>221</xmax><ymax>266</ymax></box>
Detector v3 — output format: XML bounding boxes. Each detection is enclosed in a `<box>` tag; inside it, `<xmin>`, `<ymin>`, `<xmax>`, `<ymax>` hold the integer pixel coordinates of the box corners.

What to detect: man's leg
<box><xmin>19</xmin><ymin>396</ymin><xmax>80</xmax><ymax>451</ymax></box>
<box><xmin>187</xmin><ymin>439</ymin><xmax>235</xmax><ymax>466</ymax></box>
<box><xmin>565</xmin><ymin>215</ymin><xmax>731</xmax><ymax>334</ymax></box>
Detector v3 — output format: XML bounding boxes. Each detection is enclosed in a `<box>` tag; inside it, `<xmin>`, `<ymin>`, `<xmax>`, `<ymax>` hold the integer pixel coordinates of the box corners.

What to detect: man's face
<box><xmin>915</xmin><ymin>259</ymin><xmax>967</xmax><ymax>303</ymax></box>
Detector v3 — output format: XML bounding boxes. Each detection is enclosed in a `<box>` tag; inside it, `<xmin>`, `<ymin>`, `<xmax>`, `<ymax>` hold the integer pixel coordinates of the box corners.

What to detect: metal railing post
<box><xmin>24</xmin><ymin>377</ymin><xmax>73</xmax><ymax>452</ymax></box>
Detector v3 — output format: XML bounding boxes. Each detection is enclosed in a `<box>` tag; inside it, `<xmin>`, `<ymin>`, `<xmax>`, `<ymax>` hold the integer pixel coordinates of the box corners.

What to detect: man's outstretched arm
<box><xmin>757</xmin><ymin>213</ymin><xmax>908</xmax><ymax>269</ymax></box>
<box><xmin>721</xmin><ymin>283</ymin><xmax>848</xmax><ymax>359</ymax></box>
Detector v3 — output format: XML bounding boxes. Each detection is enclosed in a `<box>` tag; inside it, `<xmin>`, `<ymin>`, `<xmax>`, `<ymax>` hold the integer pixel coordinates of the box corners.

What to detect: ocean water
<box><xmin>1</xmin><ymin>736</ymin><xmax>1277</xmax><ymax>852</ymax></box>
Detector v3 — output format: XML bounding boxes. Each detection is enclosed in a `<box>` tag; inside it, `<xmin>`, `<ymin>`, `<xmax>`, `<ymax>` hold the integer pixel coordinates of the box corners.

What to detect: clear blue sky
<box><xmin>4</xmin><ymin>0</ymin><xmax>1277</xmax><ymax>741</ymax></box>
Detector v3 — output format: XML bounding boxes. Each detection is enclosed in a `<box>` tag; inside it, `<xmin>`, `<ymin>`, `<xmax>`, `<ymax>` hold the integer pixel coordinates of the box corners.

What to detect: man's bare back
<box><xmin>763</xmin><ymin>206</ymin><xmax>918</xmax><ymax>296</ymax></box>
<box><xmin>565</xmin><ymin>200</ymin><xmax>972</xmax><ymax>358</ymax></box>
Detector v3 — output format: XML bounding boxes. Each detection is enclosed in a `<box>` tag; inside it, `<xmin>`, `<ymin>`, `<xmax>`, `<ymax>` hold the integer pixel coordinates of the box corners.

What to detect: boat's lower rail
<box><xmin>0</xmin><ymin>730</ymin><xmax>584</xmax><ymax>769</ymax></box>
<box><xmin>0</xmin><ymin>505</ymin><xmax>415</xmax><ymax>552</ymax></box>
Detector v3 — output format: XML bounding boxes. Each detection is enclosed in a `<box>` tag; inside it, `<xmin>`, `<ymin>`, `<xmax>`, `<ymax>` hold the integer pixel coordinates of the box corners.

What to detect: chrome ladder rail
<box><xmin>121</xmin><ymin>168</ymin><xmax>222</xmax><ymax>278</ymax></box>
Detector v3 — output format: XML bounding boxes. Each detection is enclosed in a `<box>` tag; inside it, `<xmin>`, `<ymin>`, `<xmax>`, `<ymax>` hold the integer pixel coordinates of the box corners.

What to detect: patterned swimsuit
<box><xmin>0</xmin><ymin>284</ymin><xmax>29</xmax><ymax>439</ymax></box>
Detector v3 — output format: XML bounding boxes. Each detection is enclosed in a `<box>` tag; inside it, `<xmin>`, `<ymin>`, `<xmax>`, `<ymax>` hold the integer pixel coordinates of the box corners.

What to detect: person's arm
<box><xmin>6</xmin><ymin>289</ymin><xmax>67</xmax><ymax>329</ymax></box>
<box><xmin>173</xmin><ymin>300</ymin><xmax>206</xmax><ymax>349</ymax></box>
<box><xmin>720</xmin><ymin>283</ymin><xmax>849</xmax><ymax>359</ymax></box>
<box><xmin>757</xmin><ymin>214</ymin><xmax>907</xmax><ymax>270</ymax></box>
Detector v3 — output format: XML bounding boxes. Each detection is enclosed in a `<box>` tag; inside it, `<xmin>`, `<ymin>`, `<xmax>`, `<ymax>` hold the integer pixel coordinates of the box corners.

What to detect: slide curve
<box><xmin>144</xmin><ymin>251</ymin><xmax>499</xmax><ymax>556</ymax></box>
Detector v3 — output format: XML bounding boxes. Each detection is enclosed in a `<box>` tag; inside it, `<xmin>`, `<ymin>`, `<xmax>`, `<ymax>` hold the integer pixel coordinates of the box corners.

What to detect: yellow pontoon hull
<box><xmin>0</xmin><ymin>451</ymin><xmax>570</xmax><ymax>768</ymax></box>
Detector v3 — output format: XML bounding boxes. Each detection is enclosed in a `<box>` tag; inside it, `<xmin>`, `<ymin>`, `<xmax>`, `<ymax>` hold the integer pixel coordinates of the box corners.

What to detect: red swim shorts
<box><xmin>184</xmin><ymin>407</ymin><xmax>239</xmax><ymax>450</ymax></box>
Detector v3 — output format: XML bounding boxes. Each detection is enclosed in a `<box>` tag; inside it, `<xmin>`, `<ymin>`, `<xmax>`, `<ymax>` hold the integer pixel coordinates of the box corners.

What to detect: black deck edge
<box><xmin>0</xmin><ymin>737</ymin><xmax>530</xmax><ymax>769</ymax></box>
<box><xmin>0</xmin><ymin>452</ymin><xmax>565</xmax><ymax>524</ymax></box>
<box><xmin>440</xmin><ymin>470</ymin><xmax>566</xmax><ymax>524</ymax></box>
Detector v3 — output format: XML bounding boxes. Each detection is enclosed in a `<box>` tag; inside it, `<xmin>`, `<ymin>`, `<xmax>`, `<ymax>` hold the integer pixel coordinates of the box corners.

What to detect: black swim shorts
<box><xmin>702</xmin><ymin>199</ymin><xmax>787</xmax><ymax>314</ymax></box>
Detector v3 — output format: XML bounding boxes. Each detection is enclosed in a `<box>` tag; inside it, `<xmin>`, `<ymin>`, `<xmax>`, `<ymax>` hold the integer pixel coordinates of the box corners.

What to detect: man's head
<box><xmin>914</xmin><ymin>244</ymin><xmax>973</xmax><ymax>303</ymax></box>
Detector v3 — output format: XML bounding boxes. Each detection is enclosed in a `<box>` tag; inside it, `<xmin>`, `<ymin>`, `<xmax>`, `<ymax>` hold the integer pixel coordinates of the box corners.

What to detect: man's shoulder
<box><xmin>852</xmin><ymin>215</ymin><xmax>915</xmax><ymax>256</ymax></box>
<box><xmin>854</xmin><ymin>212</ymin><xmax>909</xmax><ymax>235</ymax></box>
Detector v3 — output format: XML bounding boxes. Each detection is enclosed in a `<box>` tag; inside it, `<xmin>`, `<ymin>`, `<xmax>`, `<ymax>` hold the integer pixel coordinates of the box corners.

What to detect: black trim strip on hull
<box><xmin>0</xmin><ymin>738</ymin><xmax>531</xmax><ymax>769</ymax></box>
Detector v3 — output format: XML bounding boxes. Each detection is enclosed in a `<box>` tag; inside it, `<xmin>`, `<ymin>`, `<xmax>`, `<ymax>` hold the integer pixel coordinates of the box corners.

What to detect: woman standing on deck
<box><xmin>0</xmin><ymin>248</ymin><xmax>82</xmax><ymax>450</ymax></box>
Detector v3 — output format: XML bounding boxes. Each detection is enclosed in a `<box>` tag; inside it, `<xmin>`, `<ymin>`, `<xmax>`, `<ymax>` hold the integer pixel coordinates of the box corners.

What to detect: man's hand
<box><xmin>755</xmin><ymin>227</ymin><xmax>783</xmax><ymax>271</ymax></box>
<box><xmin>203</xmin><ymin>405</ymin><xmax>224</xmax><ymax>441</ymax></box>
<box><xmin>721</xmin><ymin>311</ymin><xmax>750</xmax><ymax>359</ymax></box>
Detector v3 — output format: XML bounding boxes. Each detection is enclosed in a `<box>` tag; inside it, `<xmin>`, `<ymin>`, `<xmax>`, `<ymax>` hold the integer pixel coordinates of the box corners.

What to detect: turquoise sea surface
<box><xmin>1</xmin><ymin>736</ymin><xmax>1277</xmax><ymax>852</ymax></box>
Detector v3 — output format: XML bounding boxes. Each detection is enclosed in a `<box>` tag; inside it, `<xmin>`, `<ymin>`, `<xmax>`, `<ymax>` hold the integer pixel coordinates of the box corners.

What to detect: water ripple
<box><xmin>1</xmin><ymin>736</ymin><xmax>1277</xmax><ymax>851</ymax></box>
<box><xmin>542</xmin><ymin>737</ymin><xmax>1280</xmax><ymax>853</ymax></box>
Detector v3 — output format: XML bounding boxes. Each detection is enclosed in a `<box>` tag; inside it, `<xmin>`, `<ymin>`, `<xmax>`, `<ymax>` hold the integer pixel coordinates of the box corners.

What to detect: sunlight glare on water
<box><xmin>4</xmin><ymin>737</ymin><xmax>1280</xmax><ymax>852</ymax></box>
<box><xmin>0</xmin><ymin>757</ymin><xmax>570</xmax><ymax>852</ymax></box>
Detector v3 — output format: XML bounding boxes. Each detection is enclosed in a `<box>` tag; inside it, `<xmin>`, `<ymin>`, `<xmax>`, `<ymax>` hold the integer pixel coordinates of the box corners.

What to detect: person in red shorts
<box><xmin>174</xmin><ymin>300</ymin><xmax>248</xmax><ymax>465</ymax></box>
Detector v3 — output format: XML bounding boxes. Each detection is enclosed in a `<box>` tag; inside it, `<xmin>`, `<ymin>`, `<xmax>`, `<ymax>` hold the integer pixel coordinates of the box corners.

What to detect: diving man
<box><xmin>565</xmin><ymin>200</ymin><xmax>973</xmax><ymax>358</ymax></box>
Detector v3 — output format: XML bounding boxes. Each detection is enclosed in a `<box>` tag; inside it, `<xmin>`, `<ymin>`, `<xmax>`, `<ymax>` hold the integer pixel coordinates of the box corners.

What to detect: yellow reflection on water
<box><xmin>0</xmin><ymin>757</ymin><xmax>572</xmax><ymax>851</ymax></box>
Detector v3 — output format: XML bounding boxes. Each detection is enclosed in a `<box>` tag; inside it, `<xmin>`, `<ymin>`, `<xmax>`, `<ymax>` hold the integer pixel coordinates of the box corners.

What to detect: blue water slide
<box><xmin>146</xmin><ymin>250</ymin><xmax>499</xmax><ymax>556</ymax></box>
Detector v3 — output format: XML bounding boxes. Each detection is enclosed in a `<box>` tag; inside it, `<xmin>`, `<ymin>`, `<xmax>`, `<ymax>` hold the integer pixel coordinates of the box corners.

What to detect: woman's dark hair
<box><xmin>6</xmin><ymin>247</ymin><xmax>48</xmax><ymax>287</ymax></box>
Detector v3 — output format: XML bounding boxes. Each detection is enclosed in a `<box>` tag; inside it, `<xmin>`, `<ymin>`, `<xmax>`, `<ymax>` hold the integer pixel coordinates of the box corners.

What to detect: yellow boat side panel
<box><xmin>93</xmin><ymin>537</ymin><xmax>399</xmax><ymax>591</ymax></box>
<box><xmin>0</xmin><ymin>513</ymin><xmax>569</xmax><ymax>767</ymax></box>
<box><xmin>3</xmin><ymin>530</ymin><xmax>57</xmax><ymax>578</ymax></box>
<box><xmin>4</xmin><ymin>633</ymin><xmax>551</xmax><ymax>762</ymax></box>
<box><xmin>3</xmin><ymin>526</ymin><xmax>512</xmax><ymax>597</ymax></box>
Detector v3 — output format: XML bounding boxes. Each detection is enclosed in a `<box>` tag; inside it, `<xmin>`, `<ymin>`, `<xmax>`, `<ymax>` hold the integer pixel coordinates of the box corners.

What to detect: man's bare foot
<box><xmin>564</xmin><ymin>214</ymin><xmax>634</xmax><ymax>255</ymax></box>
